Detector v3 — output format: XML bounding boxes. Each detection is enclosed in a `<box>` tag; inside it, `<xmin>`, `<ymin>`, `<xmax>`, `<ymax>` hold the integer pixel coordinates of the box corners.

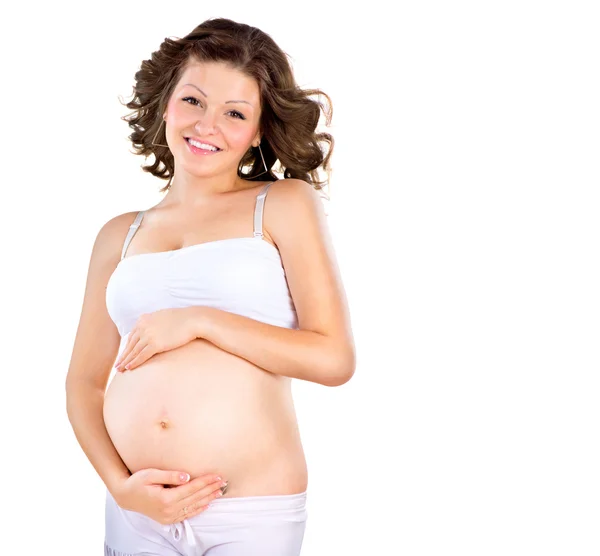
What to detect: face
<box><xmin>162</xmin><ymin>59</ymin><xmax>262</xmax><ymax>177</ymax></box>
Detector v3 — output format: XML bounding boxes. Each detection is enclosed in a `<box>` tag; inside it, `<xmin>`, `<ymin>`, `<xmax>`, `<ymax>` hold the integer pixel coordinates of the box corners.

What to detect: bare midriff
<box><xmin>103</xmin><ymin>338</ymin><xmax>308</xmax><ymax>498</ymax></box>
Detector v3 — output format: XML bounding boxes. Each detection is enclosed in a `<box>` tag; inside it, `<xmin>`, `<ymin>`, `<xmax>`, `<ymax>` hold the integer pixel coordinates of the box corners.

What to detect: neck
<box><xmin>164</xmin><ymin>170</ymin><xmax>250</xmax><ymax>206</ymax></box>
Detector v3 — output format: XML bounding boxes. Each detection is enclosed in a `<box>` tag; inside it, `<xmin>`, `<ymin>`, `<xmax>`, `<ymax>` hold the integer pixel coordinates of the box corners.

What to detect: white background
<box><xmin>1</xmin><ymin>1</ymin><xmax>599</xmax><ymax>555</ymax></box>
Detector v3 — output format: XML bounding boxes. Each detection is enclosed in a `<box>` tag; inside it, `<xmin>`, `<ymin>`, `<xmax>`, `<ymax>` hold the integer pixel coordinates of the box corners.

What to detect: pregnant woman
<box><xmin>65</xmin><ymin>17</ymin><xmax>355</xmax><ymax>556</ymax></box>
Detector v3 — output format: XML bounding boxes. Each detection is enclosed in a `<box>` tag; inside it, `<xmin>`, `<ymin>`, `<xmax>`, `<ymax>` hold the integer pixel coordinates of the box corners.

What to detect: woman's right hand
<box><xmin>113</xmin><ymin>468</ymin><xmax>228</xmax><ymax>524</ymax></box>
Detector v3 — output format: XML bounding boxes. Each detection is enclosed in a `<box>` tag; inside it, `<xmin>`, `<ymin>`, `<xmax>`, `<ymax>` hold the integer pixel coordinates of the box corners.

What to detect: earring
<box><xmin>151</xmin><ymin>119</ymin><xmax>169</xmax><ymax>148</ymax></box>
<box><xmin>246</xmin><ymin>142</ymin><xmax>269</xmax><ymax>178</ymax></box>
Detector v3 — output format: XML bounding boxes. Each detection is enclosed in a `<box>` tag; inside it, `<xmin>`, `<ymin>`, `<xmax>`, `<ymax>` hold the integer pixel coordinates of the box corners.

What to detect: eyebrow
<box><xmin>182</xmin><ymin>83</ymin><xmax>253</xmax><ymax>106</ymax></box>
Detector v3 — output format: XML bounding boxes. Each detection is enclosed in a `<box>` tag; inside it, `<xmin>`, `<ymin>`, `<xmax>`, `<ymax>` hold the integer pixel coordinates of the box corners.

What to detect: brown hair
<box><xmin>120</xmin><ymin>18</ymin><xmax>334</xmax><ymax>195</ymax></box>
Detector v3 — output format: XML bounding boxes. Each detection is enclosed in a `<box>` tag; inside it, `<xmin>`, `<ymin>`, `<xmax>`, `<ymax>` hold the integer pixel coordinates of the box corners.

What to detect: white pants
<box><xmin>104</xmin><ymin>488</ymin><xmax>308</xmax><ymax>556</ymax></box>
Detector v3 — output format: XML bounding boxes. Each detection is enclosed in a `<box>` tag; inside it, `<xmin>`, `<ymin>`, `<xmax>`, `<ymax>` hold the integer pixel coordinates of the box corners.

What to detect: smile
<box><xmin>185</xmin><ymin>137</ymin><xmax>222</xmax><ymax>155</ymax></box>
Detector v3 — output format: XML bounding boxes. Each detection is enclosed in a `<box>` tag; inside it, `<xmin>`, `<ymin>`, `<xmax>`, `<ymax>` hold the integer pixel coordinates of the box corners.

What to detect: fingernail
<box><xmin>180</xmin><ymin>473</ymin><xmax>190</xmax><ymax>482</ymax></box>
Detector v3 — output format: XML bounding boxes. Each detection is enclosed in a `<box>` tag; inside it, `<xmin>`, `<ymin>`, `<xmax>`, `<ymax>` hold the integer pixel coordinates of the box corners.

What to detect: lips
<box><xmin>184</xmin><ymin>137</ymin><xmax>222</xmax><ymax>151</ymax></box>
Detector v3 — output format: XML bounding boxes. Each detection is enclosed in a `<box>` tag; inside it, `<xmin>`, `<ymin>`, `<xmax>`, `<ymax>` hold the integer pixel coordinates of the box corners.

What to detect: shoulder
<box><xmin>264</xmin><ymin>179</ymin><xmax>327</xmax><ymax>237</ymax></box>
<box><xmin>263</xmin><ymin>177</ymin><xmax>332</xmax><ymax>260</ymax></box>
<box><xmin>91</xmin><ymin>211</ymin><xmax>141</xmax><ymax>266</ymax></box>
<box><xmin>266</xmin><ymin>178</ymin><xmax>325</xmax><ymax>204</ymax></box>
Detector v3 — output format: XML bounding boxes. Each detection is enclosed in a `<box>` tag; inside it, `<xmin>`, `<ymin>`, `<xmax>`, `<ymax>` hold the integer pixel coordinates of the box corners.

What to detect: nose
<box><xmin>194</xmin><ymin>109</ymin><xmax>220</xmax><ymax>136</ymax></box>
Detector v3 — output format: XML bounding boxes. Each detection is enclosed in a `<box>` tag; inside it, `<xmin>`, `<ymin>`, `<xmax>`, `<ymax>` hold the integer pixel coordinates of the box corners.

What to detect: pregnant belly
<box><xmin>103</xmin><ymin>338</ymin><xmax>307</xmax><ymax>496</ymax></box>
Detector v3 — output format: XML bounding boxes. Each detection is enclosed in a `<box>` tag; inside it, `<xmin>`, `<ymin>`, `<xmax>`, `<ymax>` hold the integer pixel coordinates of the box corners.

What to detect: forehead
<box><xmin>175</xmin><ymin>60</ymin><xmax>260</xmax><ymax>103</ymax></box>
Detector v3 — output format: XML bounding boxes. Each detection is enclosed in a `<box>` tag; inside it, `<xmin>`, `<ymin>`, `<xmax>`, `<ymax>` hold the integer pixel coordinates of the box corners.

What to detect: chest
<box><xmin>105</xmin><ymin>239</ymin><xmax>297</xmax><ymax>336</ymax></box>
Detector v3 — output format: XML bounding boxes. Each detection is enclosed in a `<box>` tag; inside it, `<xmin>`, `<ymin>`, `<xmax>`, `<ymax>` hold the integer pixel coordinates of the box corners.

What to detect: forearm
<box><xmin>65</xmin><ymin>380</ymin><xmax>131</xmax><ymax>497</ymax></box>
<box><xmin>194</xmin><ymin>307</ymin><xmax>354</xmax><ymax>386</ymax></box>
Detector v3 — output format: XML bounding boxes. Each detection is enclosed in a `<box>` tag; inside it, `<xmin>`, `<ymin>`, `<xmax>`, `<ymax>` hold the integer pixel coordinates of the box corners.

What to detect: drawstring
<box><xmin>162</xmin><ymin>519</ymin><xmax>199</xmax><ymax>553</ymax></box>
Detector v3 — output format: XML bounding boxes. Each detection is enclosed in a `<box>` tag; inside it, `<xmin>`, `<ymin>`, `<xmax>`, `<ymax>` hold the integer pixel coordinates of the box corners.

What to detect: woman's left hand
<box><xmin>114</xmin><ymin>308</ymin><xmax>199</xmax><ymax>372</ymax></box>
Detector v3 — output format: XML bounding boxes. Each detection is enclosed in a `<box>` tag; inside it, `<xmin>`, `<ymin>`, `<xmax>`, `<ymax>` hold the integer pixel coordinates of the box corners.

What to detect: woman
<box><xmin>66</xmin><ymin>17</ymin><xmax>355</xmax><ymax>556</ymax></box>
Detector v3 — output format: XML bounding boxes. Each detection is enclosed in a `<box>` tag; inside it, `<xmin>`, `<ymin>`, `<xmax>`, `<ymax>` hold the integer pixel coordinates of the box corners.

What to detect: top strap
<box><xmin>120</xmin><ymin>182</ymin><xmax>274</xmax><ymax>259</ymax></box>
<box><xmin>253</xmin><ymin>182</ymin><xmax>275</xmax><ymax>238</ymax></box>
<box><xmin>121</xmin><ymin>211</ymin><xmax>145</xmax><ymax>260</ymax></box>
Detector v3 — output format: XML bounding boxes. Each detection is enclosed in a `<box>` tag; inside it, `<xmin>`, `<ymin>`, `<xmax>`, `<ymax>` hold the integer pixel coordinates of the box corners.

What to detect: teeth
<box><xmin>188</xmin><ymin>139</ymin><xmax>219</xmax><ymax>151</ymax></box>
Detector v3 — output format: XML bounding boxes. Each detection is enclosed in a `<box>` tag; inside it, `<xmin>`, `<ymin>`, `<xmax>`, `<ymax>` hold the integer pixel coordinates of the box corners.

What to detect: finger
<box><xmin>115</xmin><ymin>330</ymin><xmax>139</xmax><ymax>367</ymax></box>
<box><xmin>165</xmin><ymin>474</ymin><xmax>225</xmax><ymax>504</ymax></box>
<box><xmin>172</xmin><ymin>500</ymin><xmax>211</xmax><ymax>523</ymax></box>
<box><xmin>177</xmin><ymin>480</ymin><xmax>226</xmax><ymax>513</ymax></box>
<box><xmin>173</xmin><ymin>482</ymin><xmax>227</xmax><ymax>523</ymax></box>
<box><xmin>121</xmin><ymin>330</ymin><xmax>139</xmax><ymax>360</ymax></box>
<box><xmin>120</xmin><ymin>340</ymin><xmax>147</xmax><ymax>370</ymax></box>
<box><xmin>150</xmin><ymin>469</ymin><xmax>195</xmax><ymax>487</ymax></box>
<box><xmin>118</xmin><ymin>340</ymin><xmax>144</xmax><ymax>369</ymax></box>
<box><xmin>123</xmin><ymin>344</ymin><xmax>155</xmax><ymax>370</ymax></box>
<box><xmin>181</xmin><ymin>478</ymin><xmax>227</xmax><ymax>505</ymax></box>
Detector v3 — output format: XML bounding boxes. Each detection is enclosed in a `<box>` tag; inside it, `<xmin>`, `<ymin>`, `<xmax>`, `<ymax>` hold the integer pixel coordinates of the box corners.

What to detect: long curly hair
<box><xmin>120</xmin><ymin>18</ymin><xmax>334</xmax><ymax>195</ymax></box>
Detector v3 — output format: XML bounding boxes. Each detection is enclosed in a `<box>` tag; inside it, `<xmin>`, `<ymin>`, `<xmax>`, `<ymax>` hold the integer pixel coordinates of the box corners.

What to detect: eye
<box><xmin>182</xmin><ymin>96</ymin><xmax>201</xmax><ymax>107</ymax></box>
<box><xmin>182</xmin><ymin>97</ymin><xmax>246</xmax><ymax>120</ymax></box>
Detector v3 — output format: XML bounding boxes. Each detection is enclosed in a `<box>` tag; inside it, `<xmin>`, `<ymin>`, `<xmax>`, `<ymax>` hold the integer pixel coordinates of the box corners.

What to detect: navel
<box><xmin>157</xmin><ymin>405</ymin><xmax>170</xmax><ymax>430</ymax></box>
<box><xmin>158</xmin><ymin>417</ymin><xmax>170</xmax><ymax>430</ymax></box>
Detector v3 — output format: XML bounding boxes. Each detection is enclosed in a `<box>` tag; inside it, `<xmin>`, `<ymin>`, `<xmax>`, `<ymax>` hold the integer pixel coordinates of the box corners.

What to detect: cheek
<box><xmin>167</xmin><ymin>101</ymin><xmax>192</xmax><ymax>123</ymax></box>
<box><xmin>226</xmin><ymin>126</ymin><xmax>257</xmax><ymax>149</ymax></box>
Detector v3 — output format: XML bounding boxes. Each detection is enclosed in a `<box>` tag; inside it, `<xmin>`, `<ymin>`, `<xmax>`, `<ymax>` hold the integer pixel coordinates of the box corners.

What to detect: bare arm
<box><xmin>114</xmin><ymin>179</ymin><xmax>356</xmax><ymax>386</ymax></box>
<box><xmin>190</xmin><ymin>179</ymin><xmax>356</xmax><ymax>387</ymax></box>
<box><xmin>65</xmin><ymin>212</ymin><xmax>137</xmax><ymax>497</ymax></box>
<box><xmin>191</xmin><ymin>306</ymin><xmax>353</xmax><ymax>386</ymax></box>
<box><xmin>66</xmin><ymin>382</ymin><xmax>131</xmax><ymax>494</ymax></box>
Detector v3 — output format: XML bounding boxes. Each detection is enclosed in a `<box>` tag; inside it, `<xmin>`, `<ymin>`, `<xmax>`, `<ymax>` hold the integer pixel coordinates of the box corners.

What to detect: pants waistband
<box><xmin>206</xmin><ymin>490</ymin><xmax>308</xmax><ymax>513</ymax></box>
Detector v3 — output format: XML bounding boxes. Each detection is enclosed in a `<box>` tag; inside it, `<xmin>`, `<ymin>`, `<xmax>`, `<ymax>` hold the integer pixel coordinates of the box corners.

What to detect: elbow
<box><xmin>65</xmin><ymin>375</ymin><xmax>78</xmax><ymax>417</ymax></box>
<box><xmin>65</xmin><ymin>374</ymin><xmax>81</xmax><ymax>405</ymax></box>
<box><xmin>323</xmin><ymin>369</ymin><xmax>354</xmax><ymax>387</ymax></box>
<box><xmin>322</xmin><ymin>349</ymin><xmax>356</xmax><ymax>387</ymax></box>
<box><xmin>65</xmin><ymin>375</ymin><xmax>74</xmax><ymax>406</ymax></box>
<box><xmin>65</xmin><ymin>374</ymin><xmax>103</xmax><ymax>415</ymax></box>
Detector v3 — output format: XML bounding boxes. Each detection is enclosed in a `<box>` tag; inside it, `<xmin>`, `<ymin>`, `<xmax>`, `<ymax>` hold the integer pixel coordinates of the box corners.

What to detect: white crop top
<box><xmin>105</xmin><ymin>182</ymin><xmax>299</xmax><ymax>352</ymax></box>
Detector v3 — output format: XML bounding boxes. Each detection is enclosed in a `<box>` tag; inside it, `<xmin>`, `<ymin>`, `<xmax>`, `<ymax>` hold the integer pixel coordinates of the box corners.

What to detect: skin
<box><xmin>159</xmin><ymin>58</ymin><xmax>264</xmax><ymax>205</ymax></box>
<box><xmin>67</xmin><ymin>56</ymin><xmax>354</xmax><ymax>526</ymax></box>
<box><xmin>105</xmin><ymin>59</ymin><xmax>308</xmax><ymax>506</ymax></box>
